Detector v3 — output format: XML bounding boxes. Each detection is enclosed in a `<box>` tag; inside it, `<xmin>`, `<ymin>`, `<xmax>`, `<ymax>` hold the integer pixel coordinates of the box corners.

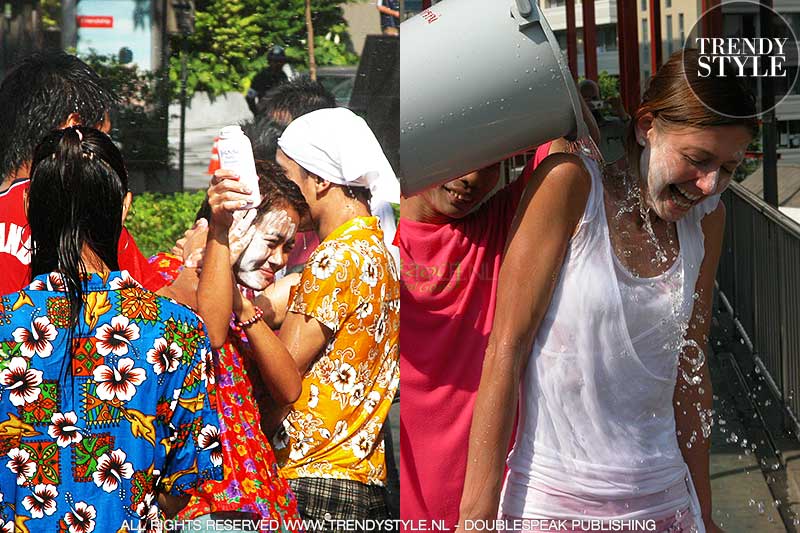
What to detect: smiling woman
<box><xmin>173</xmin><ymin>160</ymin><xmax>311</xmax><ymax>532</ymax></box>
<box><xmin>457</xmin><ymin>49</ymin><xmax>758</xmax><ymax>533</ymax></box>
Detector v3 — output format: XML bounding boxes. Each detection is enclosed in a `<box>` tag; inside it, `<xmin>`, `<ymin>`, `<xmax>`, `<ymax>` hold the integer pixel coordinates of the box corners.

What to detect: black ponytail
<box><xmin>28</xmin><ymin>126</ymin><xmax>128</xmax><ymax>329</ymax></box>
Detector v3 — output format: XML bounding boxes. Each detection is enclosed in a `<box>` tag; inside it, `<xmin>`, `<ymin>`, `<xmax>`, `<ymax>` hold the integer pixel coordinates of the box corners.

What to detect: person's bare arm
<box><xmin>577</xmin><ymin>89</ymin><xmax>601</xmax><ymax>146</ymax></box>
<box><xmin>279</xmin><ymin>311</ymin><xmax>332</xmax><ymax>375</ymax></box>
<box><xmin>255</xmin><ymin>273</ymin><xmax>301</xmax><ymax>329</ymax></box>
<box><xmin>457</xmin><ymin>154</ymin><xmax>591</xmax><ymax>526</ymax></box>
<box><xmin>158</xmin><ymin>267</ymin><xmax>200</xmax><ymax>309</ymax></box>
<box><xmin>156</xmin><ymin>216</ymin><xmax>209</xmax><ymax>305</ymax></box>
<box><xmin>547</xmin><ymin>92</ymin><xmax>601</xmax><ymax>156</ymax></box>
<box><xmin>262</xmin><ymin>310</ymin><xmax>333</xmax><ymax>423</ymax></box>
<box><xmin>674</xmin><ymin>203</ymin><xmax>726</xmax><ymax>533</ymax></box>
<box><xmin>377</xmin><ymin>4</ymin><xmax>400</xmax><ymax>18</ymax></box>
<box><xmin>233</xmin><ymin>290</ymin><xmax>302</xmax><ymax>406</ymax></box>
<box><xmin>158</xmin><ymin>493</ymin><xmax>190</xmax><ymax>519</ymax></box>
<box><xmin>197</xmin><ymin>171</ymin><xmax>251</xmax><ymax>348</ymax></box>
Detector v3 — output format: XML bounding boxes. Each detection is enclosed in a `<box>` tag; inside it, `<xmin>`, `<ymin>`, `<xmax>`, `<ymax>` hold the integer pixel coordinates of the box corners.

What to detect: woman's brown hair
<box><xmin>626</xmin><ymin>48</ymin><xmax>759</xmax><ymax>177</ymax></box>
<box><xmin>254</xmin><ymin>159</ymin><xmax>310</xmax><ymax>228</ymax></box>
<box><xmin>194</xmin><ymin>160</ymin><xmax>310</xmax><ymax>229</ymax></box>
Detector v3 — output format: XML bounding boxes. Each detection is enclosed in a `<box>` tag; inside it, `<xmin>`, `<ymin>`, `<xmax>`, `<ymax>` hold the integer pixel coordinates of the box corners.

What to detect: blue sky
<box><xmin>77</xmin><ymin>0</ymin><xmax>152</xmax><ymax>70</ymax></box>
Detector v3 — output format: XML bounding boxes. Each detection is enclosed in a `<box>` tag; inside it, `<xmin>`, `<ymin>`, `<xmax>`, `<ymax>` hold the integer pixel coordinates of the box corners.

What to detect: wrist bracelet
<box><xmin>234</xmin><ymin>306</ymin><xmax>264</xmax><ymax>330</ymax></box>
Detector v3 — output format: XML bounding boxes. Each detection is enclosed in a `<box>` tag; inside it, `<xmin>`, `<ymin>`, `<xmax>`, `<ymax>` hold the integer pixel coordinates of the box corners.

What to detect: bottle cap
<box><xmin>219</xmin><ymin>125</ymin><xmax>244</xmax><ymax>138</ymax></box>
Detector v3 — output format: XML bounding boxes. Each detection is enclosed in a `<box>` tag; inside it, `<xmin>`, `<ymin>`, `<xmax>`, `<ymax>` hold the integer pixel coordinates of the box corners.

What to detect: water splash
<box><xmin>679</xmin><ymin>339</ymin><xmax>705</xmax><ymax>386</ymax></box>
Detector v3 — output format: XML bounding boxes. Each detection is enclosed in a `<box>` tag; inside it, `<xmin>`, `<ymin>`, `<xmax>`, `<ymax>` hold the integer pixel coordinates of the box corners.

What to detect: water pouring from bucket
<box><xmin>399</xmin><ymin>0</ymin><xmax>587</xmax><ymax>196</ymax></box>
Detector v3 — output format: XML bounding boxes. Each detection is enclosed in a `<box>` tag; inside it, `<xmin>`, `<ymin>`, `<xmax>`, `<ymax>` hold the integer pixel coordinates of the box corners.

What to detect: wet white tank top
<box><xmin>500</xmin><ymin>155</ymin><xmax>719</xmax><ymax>527</ymax></box>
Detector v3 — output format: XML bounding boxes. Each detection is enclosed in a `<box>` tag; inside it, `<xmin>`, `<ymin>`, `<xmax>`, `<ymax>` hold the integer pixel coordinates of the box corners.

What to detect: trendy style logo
<box><xmin>684</xmin><ymin>0</ymin><xmax>800</xmax><ymax>119</ymax></box>
<box><xmin>695</xmin><ymin>37</ymin><xmax>789</xmax><ymax>78</ymax></box>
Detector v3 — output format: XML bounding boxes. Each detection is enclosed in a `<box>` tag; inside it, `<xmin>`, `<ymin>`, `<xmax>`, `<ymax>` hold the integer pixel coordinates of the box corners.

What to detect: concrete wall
<box><xmin>342</xmin><ymin>1</ymin><xmax>382</xmax><ymax>56</ymax></box>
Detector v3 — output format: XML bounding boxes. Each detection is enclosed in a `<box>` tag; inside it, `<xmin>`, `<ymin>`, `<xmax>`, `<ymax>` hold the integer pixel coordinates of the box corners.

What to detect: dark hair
<box><xmin>242</xmin><ymin>117</ymin><xmax>286</xmax><ymax>161</ymax></box>
<box><xmin>0</xmin><ymin>52</ymin><xmax>117</xmax><ymax>180</ymax></box>
<box><xmin>195</xmin><ymin>160</ymin><xmax>310</xmax><ymax>228</ymax></box>
<box><xmin>257</xmin><ymin>75</ymin><xmax>336</xmax><ymax>126</ymax></box>
<box><xmin>343</xmin><ymin>184</ymin><xmax>372</xmax><ymax>204</ymax></box>
<box><xmin>626</xmin><ymin>49</ymin><xmax>758</xmax><ymax>176</ymax></box>
<box><xmin>29</xmin><ymin>126</ymin><xmax>128</xmax><ymax>329</ymax></box>
<box><xmin>254</xmin><ymin>160</ymin><xmax>310</xmax><ymax>226</ymax></box>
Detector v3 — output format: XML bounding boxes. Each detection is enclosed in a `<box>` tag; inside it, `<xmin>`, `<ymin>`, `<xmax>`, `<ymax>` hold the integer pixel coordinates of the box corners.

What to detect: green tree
<box><xmin>40</xmin><ymin>0</ymin><xmax>60</xmax><ymax>30</ymax></box>
<box><xmin>169</xmin><ymin>0</ymin><xmax>358</xmax><ymax>97</ymax></box>
<box><xmin>597</xmin><ymin>71</ymin><xmax>619</xmax><ymax>99</ymax></box>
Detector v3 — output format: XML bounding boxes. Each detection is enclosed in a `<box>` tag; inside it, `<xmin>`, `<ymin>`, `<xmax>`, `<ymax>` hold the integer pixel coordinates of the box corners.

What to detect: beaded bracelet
<box><xmin>233</xmin><ymin>306</ymin><xmax>264</xmax><ymax>331</ymax></box>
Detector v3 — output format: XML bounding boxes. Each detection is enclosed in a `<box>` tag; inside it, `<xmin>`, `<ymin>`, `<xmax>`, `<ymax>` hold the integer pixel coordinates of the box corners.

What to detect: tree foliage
<box><xmin>126</xmin><ymin>191</ymin><xmax>206</xmax><ymax>258</ymax></box>
<box><xmin>81</xmin><ymin>52</ymin><xmax>171</xmax><ymax>173</ymax></box>
<box><xmin>597</xmin><ymin>71</ymin><xmax>620</xmax><ymax>99</ymax></box>
<box><xmin>40</xmin><ymin>0</ymin><xmax>61</xmax><ymax>30</ymax></box>
<box><xmin>169</xmin><ymin>0</ymin><xmax>358</xmax><ymax>97</ymax></box>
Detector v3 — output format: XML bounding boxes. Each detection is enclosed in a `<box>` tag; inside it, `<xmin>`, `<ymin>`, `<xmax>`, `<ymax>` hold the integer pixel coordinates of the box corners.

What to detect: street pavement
<box><xmin>167</xmin><ymin>91</ymin><xmax>253</xmax><ymax>191</ymax></box>
<box><xmin>710</xmin><ymin>309</ymin><xmax>799</xmax><ymax>532</ymax></box>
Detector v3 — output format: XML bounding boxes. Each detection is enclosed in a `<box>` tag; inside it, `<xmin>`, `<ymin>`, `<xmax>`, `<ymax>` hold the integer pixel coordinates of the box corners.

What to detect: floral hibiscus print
<box><xmin>12</xmin><ymin>316</ymin><xmax>57</xmax><ymax>358</ymax></box>
<box><xmin>0</xmin><ymin>271</ymin><xmax>222</xmax><ymax>531</ymax></box>
<box><xmin>0</xmin><ymin>357</ymin><xmax>43</xmax><ymax>406</ymax></box>
<box><xmin>95</xmin><ymin>316</ymin><xmax>140</xmax><ymax>356</ymax></box>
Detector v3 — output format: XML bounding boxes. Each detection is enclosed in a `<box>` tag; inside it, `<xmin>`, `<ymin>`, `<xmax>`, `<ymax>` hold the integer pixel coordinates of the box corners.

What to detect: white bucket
<box><xmin>399</xmin><ymin>0</ymin><xmax>586</xmax><ymax>196</ymax></box>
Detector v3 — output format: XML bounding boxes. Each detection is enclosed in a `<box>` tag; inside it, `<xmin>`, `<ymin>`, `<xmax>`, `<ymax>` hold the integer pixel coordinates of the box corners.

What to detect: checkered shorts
<box><xmin>288</xmin><ymin>477</ymin><xmax>389</xmax><ymax>532</ymax></box>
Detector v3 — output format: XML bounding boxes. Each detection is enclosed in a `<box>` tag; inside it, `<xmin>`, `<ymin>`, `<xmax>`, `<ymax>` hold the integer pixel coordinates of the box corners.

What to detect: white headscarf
<box><xmin>277</xmin><ymin>107</ymin><xmax>400</xmax><ymax>204</ymax></box>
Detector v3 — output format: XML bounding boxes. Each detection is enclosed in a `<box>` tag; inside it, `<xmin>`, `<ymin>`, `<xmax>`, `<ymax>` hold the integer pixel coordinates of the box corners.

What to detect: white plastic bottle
<box><xmin>216</xmin><ymin>125</ymin><xmax>261</xmax><ymax>209</ymax></box>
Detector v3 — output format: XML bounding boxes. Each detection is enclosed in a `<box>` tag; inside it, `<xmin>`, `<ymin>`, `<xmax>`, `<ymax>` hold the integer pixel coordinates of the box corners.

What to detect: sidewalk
<box><xmin>167</xmin><ymin>91</ymin><xmax>253</xmax><ymax>190</ymax></box>
<box><xmin>709</xmin><ymin>308</ymin><xmax>799</xmax><ymax>532</ymax></box>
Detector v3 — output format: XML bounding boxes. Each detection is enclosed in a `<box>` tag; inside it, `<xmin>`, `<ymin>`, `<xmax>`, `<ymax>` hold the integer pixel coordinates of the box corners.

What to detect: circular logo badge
<box><xmin>683</xmin><ymin>0</ymin><xmax>799</xmax><ymax>119</ymax></box>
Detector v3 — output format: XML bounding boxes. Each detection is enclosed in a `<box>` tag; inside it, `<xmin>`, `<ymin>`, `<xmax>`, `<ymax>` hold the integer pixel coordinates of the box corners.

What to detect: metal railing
<box><xmin>718</xmin><ymin>182</ymin><xmax>800</xmax><ymax>433</ymax></box>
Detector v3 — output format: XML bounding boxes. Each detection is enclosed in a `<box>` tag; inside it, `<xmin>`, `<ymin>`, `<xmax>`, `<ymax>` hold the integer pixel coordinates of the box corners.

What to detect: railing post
<box><xmin>648</xmin><ymin>0</ymin><xmax>662</xmax><ymax>73</ymax></box>
<box><xmin>565</xmin><ymin>0</ymin><xmax>578</xmax><ymax>79</ymax></box>
<box><xmin>616</xmin><ymin>0</ymin><xmax>640</xmax><ymax>114</ymax></box>
<box><xmin>760</xmin><ymin>0</ymin><xmax>779</xmax><ymax>207</ymax></box>
<box><xmin>582</xmin><ymin>0</ymin><xmax>598</xmax><ymax>81</ymax></box>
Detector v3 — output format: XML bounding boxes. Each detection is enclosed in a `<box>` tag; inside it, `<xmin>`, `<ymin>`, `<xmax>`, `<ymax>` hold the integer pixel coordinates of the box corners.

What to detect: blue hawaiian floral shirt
<box><xmin>0</xmin><ymin>271</ymin><xmax>222</xmax><ymax>533</ymax></box>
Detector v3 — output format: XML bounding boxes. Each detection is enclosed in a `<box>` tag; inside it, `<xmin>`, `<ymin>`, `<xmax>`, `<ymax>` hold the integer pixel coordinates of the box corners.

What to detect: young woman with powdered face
<box><xmin>458</xmin><ymin>49</ymin><xmax>757</xmax><ymax>533</ymax></box>
<box><xmin>170</xmin><ymin>160</ymin><xmax>310</xmax><ymax>532</ymax></box>
<box><xmin>231</xmin><ymin>202</ymin><xmax>299</xmax><ymax>290</ymax></box>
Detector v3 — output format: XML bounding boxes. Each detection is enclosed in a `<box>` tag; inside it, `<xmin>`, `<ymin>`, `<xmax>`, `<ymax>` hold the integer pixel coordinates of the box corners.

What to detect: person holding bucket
<box><xmin>458</xmin><ymin>50</ymin><xmax>756</xmax><ymax>533</ymax></box>
<box><xmin>400</xmin><ymin>86</ymin><xmax>600</xmax><ymax>533</ymax></box>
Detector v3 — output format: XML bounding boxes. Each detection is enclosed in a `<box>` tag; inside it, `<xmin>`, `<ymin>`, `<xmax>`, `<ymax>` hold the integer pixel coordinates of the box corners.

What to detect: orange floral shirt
<box><xmin>276</xmin><ymin>217</ymin><xmax>400</xmax><ymax>485</ymax></box>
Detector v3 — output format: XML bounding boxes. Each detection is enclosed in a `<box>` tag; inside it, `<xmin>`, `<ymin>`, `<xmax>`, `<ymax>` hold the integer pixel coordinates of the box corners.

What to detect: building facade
<box><xmin>539</xmin><ymin>0</ymin><xmax>621</xmax><ymax>77</ymax></box>
<box><xmin>636</xmin><ymin>0</ymin><xmax>701</xmax><ymax>80</ymax></box>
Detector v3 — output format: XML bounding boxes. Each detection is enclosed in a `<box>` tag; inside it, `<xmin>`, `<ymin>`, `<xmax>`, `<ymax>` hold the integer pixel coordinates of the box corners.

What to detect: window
<box><xmin>598</xmin><ymin>25</ymin><xmax>618</xmax><ymax>52</ymax></box>
<box><xmin>666</xmin><ymin>0</ymin><xmax>672</xmax><ymax>7</ymax></box>
<box><xmin>679</xmin><ymin>13</ymin><xmax>685</xmax><ymax>45</ymax></box>
<box><xmin>778</xmin><ymin>119</ymin><xmax>800</xmax><ymax>149</ymax></box>
<box><xmin>642</xmin><ymin>18</ymin><xmax>649</xmax><ymax>58</ymax></box>
<box><xmin>641</xmin><ymin>0</ymin><xmax>647</xmax><ymax>11</ymax></box>
<box><xmin>667</xmin><ymin>15</ymin><xmax>673</xmax><ymax>55</ymax></box>
<box><xmin>787</xmin><ymin>13</ymin><xmax>800</xmax><ymax>37</ymax></box>
<box><xmin>556</xmin><ymin>31</ymin><xmax>567</xmax><ymax>51</ymax></box>
<box><xmin>774</xmin><ymin>66</ymin><xmax>800</xmax><ymax>97</ymax></box>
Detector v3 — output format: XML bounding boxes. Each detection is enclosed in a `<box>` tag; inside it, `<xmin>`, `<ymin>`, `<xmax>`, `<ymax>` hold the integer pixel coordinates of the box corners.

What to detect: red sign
<box><xmin>76</xmin><ymin>16</ymin><xmax>114</xmax><ymax>28</ymax></box>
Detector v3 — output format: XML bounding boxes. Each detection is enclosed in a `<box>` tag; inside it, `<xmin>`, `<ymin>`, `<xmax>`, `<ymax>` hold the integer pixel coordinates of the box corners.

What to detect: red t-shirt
<box><xmin>0</xmin><ymin>179</ymin><xmax>168</xmax><ymax>295</ymax></box>
<box><xmin>399</xmin><ymin>143</ymin><xmax>552</xmax><ymax>530</ymax></box>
